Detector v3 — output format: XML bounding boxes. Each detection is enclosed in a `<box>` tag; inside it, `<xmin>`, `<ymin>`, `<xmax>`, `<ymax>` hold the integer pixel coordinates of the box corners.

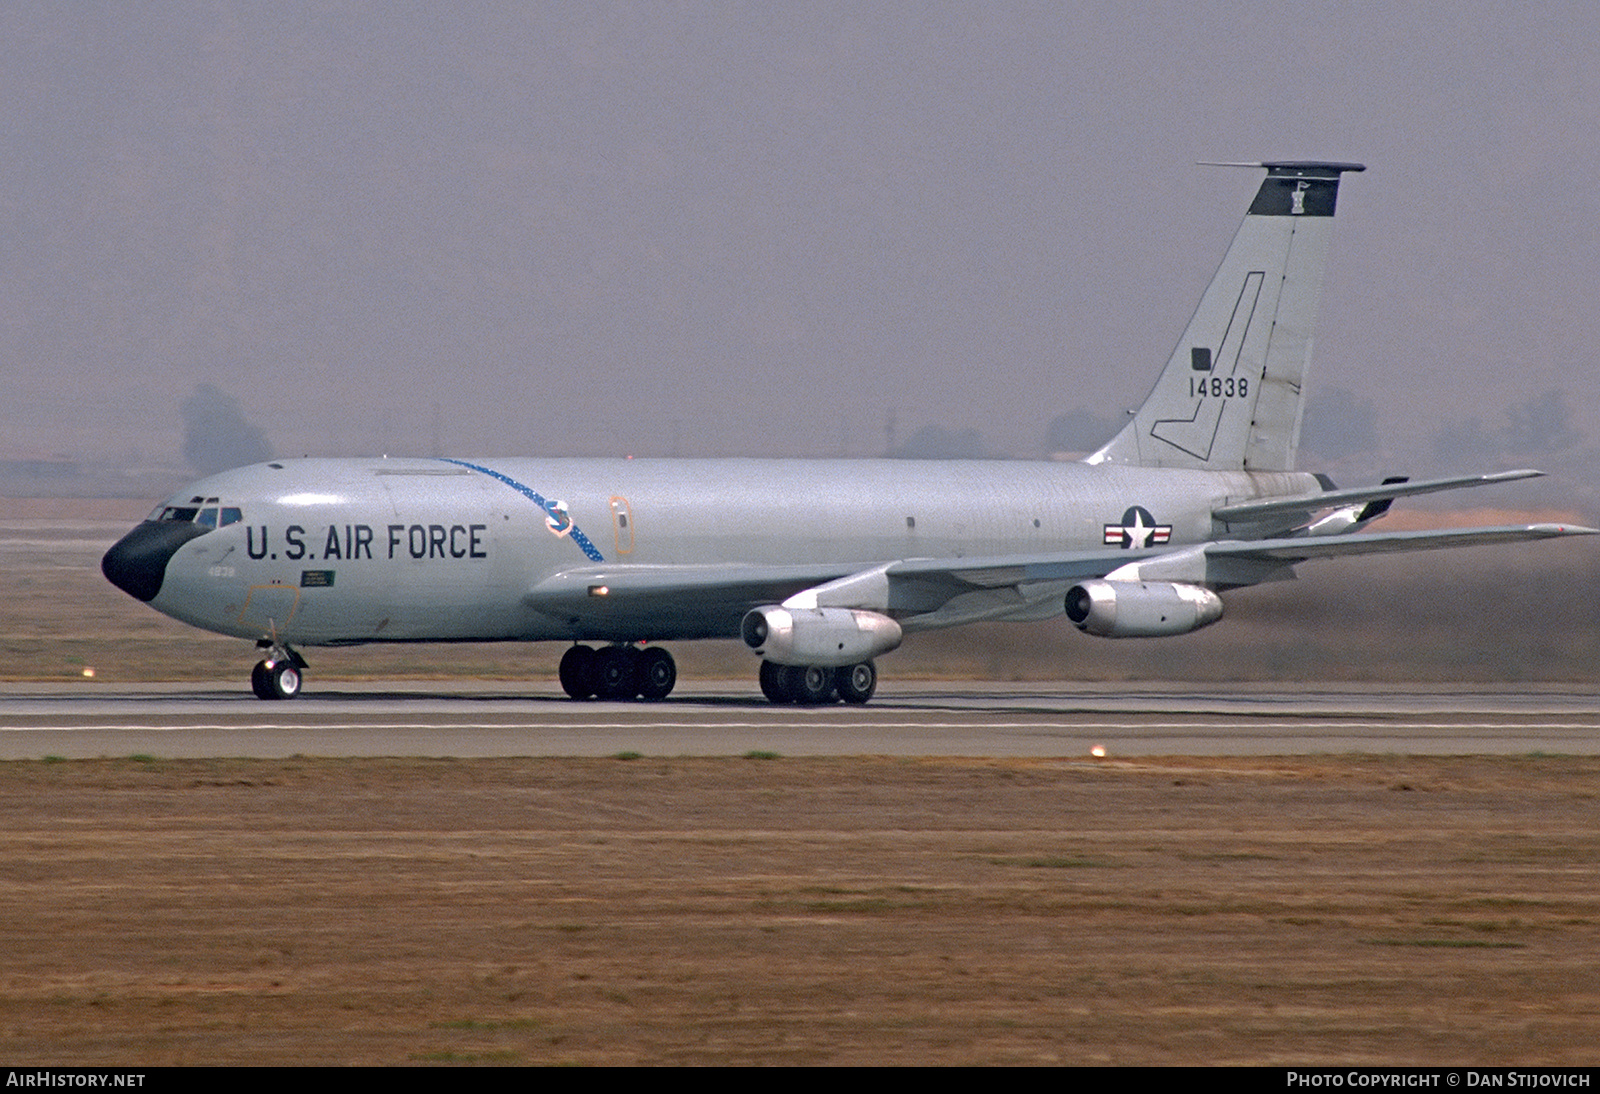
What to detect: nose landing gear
<box><xmin>250</xmin><ymin>642</ymin><xmax>307</xmax><ymax>700</ymax></box>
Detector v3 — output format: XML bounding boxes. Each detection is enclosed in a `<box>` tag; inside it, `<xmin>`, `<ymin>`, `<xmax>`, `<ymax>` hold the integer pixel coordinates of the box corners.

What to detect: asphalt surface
<box><xmin>1</xmin><ymin>680</ymin><xmax>1596</xmax><ymax>758</ymax></box>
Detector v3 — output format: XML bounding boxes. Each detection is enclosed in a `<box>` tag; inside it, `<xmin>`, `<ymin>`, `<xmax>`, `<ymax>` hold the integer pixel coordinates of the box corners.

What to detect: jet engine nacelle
<box><xmin>1064</xmin><ymin>580</ymin><xmax>1224</xmax><ymax>638</ymax></box>
<box><xmin>741</xmin><ymin>606</ymin><xmax>903</xmax><ymax>667</ymax></box>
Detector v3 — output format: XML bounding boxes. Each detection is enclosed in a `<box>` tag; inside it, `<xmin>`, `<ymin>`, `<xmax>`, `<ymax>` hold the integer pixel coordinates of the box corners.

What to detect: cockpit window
<box><xmin>149</xmin><ymin>502</ymin><xmax>243</xmax><ymax>526</ymax></box>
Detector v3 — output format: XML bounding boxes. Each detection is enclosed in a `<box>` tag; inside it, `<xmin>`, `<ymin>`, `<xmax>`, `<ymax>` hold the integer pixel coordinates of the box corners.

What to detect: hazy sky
<box><xmin>4</xmin><ymin>2</ymin><xmax>1598</xmax><ymax>487</ymax></box>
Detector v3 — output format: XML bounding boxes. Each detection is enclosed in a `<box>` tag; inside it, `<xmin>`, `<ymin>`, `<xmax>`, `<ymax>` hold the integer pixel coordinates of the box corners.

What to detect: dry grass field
<box><xmin>1</xmin><ymin>754</ymin><xmax>1597</xmax><ymax>1066</ymax></box>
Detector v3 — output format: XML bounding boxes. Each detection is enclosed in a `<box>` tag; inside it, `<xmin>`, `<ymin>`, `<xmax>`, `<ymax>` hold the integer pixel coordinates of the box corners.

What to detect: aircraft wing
<box><xmin>1211</xmin><ymin>469</ymin><xmax>1543</xmax><ymax>524</ymax></box>
<box><xmin>1050</xmin><ymin>522</ymin><xmax>1595</xmax><ymax>590</ymax></box>
<box><xmin>524</xmin><ymin>561</ymin><xmax>873</xmax><ymax>640</ymax></box>
<box><xmin>524</xmin><ymin>521</ymin><xmax>1595</xmax><ymax>640</ymax></box>
<box><xmin>523</xmin><ymin>548</ymin><xmax>1180</xmax><ymax>638</ymax></box>
<box><xmin>1205</xmin><ymin>522</ymin><xmax>1596</xmax><ymax>562</ymax></box>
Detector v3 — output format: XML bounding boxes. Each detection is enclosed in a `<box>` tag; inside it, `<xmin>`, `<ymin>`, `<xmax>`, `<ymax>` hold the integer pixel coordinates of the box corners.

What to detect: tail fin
<box><xmin>1089</xmin><ymin>161</ymin><xmax>1364</xmax><ymax>472</ymax></box>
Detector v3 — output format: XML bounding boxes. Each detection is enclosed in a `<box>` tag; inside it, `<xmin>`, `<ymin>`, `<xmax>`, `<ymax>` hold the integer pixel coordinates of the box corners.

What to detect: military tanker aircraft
<box><xmin>102</xmin><ymin>161</ymin><xmax>1595</xmax><ymax>702</ymax></box>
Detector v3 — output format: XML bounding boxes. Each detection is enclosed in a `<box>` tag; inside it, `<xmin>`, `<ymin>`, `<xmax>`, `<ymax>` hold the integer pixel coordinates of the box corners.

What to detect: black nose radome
<box><xmin>102</xmin><ymin>521</ymin><xmax>209</xmax><ymax>602</ymax></box>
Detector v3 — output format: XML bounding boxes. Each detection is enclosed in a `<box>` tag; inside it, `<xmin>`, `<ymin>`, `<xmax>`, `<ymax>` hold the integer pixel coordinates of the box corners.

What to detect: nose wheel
<box><xmin>251</xmin><ymin>643</ymin><xmax>306</xmax><ymax>700</ymax></box>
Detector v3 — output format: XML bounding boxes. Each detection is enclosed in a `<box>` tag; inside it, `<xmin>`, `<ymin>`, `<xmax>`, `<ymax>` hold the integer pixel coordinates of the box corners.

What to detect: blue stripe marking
<box><xmin>440</xmin><ymin>458</ymin><xmax>606</xmax><ymax>562</ymax></box>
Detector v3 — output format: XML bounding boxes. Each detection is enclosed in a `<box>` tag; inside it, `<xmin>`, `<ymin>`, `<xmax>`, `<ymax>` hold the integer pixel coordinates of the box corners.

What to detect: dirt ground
<box><xmin>0</xmin><ymin>754</ymin><xmax>1596</xmax><ymax>1066</ymax></box>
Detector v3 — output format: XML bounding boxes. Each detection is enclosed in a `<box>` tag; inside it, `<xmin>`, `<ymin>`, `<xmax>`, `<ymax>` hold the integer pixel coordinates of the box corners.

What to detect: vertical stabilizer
<box><xmin>1089</xmin><ymin>162</ymin><xmax>1364</xmax><ymax>471</ymax></box>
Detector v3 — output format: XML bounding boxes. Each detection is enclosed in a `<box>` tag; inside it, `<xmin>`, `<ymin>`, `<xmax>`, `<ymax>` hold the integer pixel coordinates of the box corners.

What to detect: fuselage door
<box><xmin>610</xmin><ymin>496</ymin><xmax>634</xmax><ymax>555</ymax></box>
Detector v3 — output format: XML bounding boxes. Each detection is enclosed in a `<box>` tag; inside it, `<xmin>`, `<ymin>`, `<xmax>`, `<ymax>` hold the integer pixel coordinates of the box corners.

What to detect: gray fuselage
<box><xmin>137</xmin><ymin>456</ymin><xmax>1316</xmax><ymax>647</ymax></box>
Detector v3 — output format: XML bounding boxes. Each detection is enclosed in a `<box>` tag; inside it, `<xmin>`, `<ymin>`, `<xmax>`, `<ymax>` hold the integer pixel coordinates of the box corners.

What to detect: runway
<box><xmin>1</xmin><ymin>680</ymin><xmax>1596</xmax><ymax>758</ymax></box>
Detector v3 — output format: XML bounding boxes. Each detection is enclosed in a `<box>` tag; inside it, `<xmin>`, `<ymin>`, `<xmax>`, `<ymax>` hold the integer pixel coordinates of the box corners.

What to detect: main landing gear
<box><xmin>559</xmin><ymin>644</ymin><xmax>678</xmax><ymax>701</ymax></box>
<box><xmin>557</xmin><ymin>645</ymin><xmax>878</xmax><ymax>705</ymax></box>
<box><xmin>250</xmin><ymin>642</ymin><xmax>307</xmax><ymax>700</ymax></box>
<box><xmin>758</xmin><ymin>659</ymin><xmax>876</xmax><ymax>705</ymax></box>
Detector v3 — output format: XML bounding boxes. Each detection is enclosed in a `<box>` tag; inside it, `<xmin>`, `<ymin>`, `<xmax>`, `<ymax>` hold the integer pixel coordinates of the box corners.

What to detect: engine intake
<box><xmin>1065</xmin><ymin>580</ymin><xmax>1223</xmax><ymax>638</ymax></box>
<box><xmin>741</xmin><ymin>606</ymin><xmax>903</xmax><ymax>667</ymax></box>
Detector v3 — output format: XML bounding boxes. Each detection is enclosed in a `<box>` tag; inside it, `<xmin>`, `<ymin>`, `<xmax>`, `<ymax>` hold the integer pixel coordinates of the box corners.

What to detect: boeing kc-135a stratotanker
<box><xmin>102</xmin><ymin>162</ymin><xmax>1595</xmax><ymax>702</ymax></box>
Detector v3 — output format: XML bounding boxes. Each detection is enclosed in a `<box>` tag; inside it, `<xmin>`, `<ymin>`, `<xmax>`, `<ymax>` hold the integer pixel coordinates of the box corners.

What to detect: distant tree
<box><xmin>886</xmin><ymin>424</ymin><xmax>993</xmax><ymax>459</ymax></box>
<box><xmin>1299</xmin><ymin>387</ymin><xmax>1379</xmax><ymax>462</ymax></box>
<box><xmin>1503</xmin><ymin>389</ymin><xmax>1582</xmax><ymax>455</ymax></box>
<box><xmin>1433</xmin><ymin>388</ymin><xmax>1582</xmax><ymax>465</ymax></box>
<box><xmin>1432</xmin><ymin>416</ymin><xmax>1502</xmax><ymax>464</ymax></box>
<box><xmin>1044</xmin><ymin>409</ymin><xmax>1120</xmax><ymax>455</ymax></box>
<box><xmin>181</xmin><ymin>383</ymin><xmax>273</xmax><ymax>475</ymax></box>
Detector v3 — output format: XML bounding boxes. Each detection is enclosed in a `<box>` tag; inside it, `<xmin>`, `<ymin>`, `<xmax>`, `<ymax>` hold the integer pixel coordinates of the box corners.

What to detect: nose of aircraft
<box><xmin>102</xmin><ymin>521</ymin><xmax>210</xmax><ymax>602</ymax></box>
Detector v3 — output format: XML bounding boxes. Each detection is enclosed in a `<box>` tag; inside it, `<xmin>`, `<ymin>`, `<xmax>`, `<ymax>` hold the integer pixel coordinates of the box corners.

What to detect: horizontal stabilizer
<box><xmin>1207</xmin><ymin>522</ymin><xmax>1595</xmax><ymax>563</ymax></box>
<box><xmin>1213</xmin><ymin>470</ymin><xmax>1544</xmax><ymax>524</ymax></box>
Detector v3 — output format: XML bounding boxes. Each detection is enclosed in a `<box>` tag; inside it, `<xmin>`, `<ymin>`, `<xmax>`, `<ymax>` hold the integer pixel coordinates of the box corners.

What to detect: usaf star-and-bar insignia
<box><xmin>1104</xmin><ymin>506</ymin><xmax>1172</xmax><ymax>549</ymax></box>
